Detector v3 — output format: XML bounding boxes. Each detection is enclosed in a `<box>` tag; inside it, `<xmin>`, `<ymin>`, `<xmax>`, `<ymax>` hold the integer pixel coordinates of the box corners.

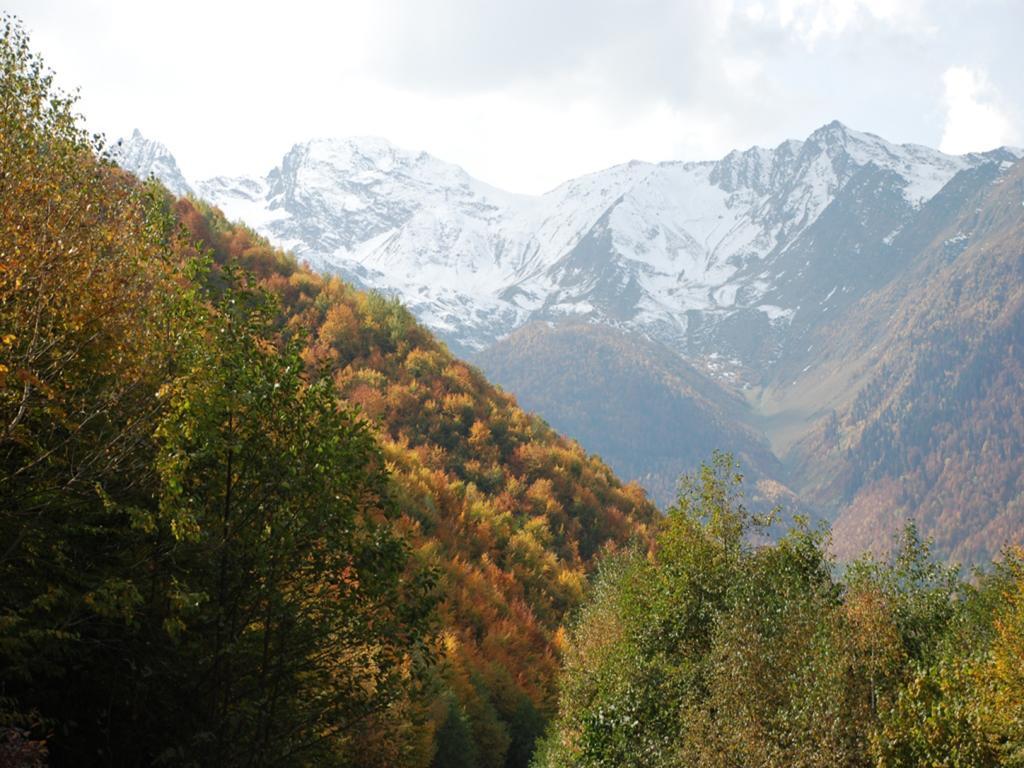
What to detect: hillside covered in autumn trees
<box><xmin>0</xmin><ymin>17</ymin><xmax>654</xmax><ymax>766</ymax></box>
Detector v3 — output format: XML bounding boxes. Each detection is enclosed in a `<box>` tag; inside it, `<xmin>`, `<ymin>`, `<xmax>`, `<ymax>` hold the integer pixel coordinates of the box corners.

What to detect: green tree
<box><xmin>152</xmin><ymin>273</ymin><xmax>433</xmax><ymax>765</ymax></box>
<box><xmin>503</xmin><ymin>696</ymin><xmax>545</xmax><ymax>768</ymax></box>
<box><xmin>0</xmin><ymin>19</ymin><xmax>437</xmax><ymax>763</ymax></box>
<box><xmin>431</xmin><ymin>698</ymin><xmax>480</xmax><ymax>768</ymax></box>
<box><xmin>535</xmin><ymin>452</ymin><xmax>756</xmax><ymax>768</ymax></box>
<box><xmin>871</xmin><ymin>549</ymin><xmax>1024</xmax><ymax>767</ymax></box>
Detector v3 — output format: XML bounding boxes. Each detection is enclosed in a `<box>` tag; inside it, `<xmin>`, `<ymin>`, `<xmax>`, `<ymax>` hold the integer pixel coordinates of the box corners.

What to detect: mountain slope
<box><xmin>474</xmin><ymin>322</ymin><xmax>792</xmax><ymax>511</ymax></box>
<box><xmin>786</xmin><ymin>159</ymin><xmax>1024</xmax><ymax>563</ymax></box>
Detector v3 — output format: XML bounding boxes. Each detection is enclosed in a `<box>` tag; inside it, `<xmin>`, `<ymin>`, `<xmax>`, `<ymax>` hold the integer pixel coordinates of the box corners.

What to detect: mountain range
<box><xmin>113</xmin><ymin>125</ymin><xmax>1024</xmax><ymax>563</ymax></box>
<box><xmin>113</xmin><ymin>123</ymin><xmax>1016</xmax><ymax>364</ymax></box>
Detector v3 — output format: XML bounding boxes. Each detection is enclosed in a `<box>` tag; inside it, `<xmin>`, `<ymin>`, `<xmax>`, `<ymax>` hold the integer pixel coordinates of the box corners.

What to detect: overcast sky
<box><xmin>9</xmin><ymin>0</ymin><xmax>1023</xmax><ymax>193</ymax></box>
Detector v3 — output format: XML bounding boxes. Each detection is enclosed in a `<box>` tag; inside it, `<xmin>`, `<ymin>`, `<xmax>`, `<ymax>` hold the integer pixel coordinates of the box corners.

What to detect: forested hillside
<box><xmin>475</xmin><ymin>323</ymin><xmax>793</xmax><ymax>512</ymax></box>
<box><xmin>172</xmin><ymin>199</ymin><xmax>659</xmax><ymax>767</ymax></box>
<box><xmin>0</xmin><ymin>18</ymin><xmax>655</xmax><ymax>766</ymax></box>
<box><xmin>787</xmin><ymin>159</ymin><xmax>1024</xmax><ymax>565</ymax></box>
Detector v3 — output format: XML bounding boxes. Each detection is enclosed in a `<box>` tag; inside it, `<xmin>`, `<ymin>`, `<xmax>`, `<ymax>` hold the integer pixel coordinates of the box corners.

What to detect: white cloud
<box><xmin>774</xmin><ymin>0</ymin><xmax>926</xmax><ymax>45</ymax></box>
<box><xmin>939</xmin><ymin>66</ymin><xmax>1018</xmax><ymax>154</ymax></box>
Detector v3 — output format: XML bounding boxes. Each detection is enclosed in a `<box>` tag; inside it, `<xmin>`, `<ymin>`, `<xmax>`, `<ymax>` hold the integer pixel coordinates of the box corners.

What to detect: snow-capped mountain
<box><xmin>115</xmin><ymin>123</ymin><xmax>1021</xmax><ymax>371</ymax></box>
<box><xmin>110</xmin><ymin>129</ymin><xmax>193</xmax><ymax>198</ymax></box>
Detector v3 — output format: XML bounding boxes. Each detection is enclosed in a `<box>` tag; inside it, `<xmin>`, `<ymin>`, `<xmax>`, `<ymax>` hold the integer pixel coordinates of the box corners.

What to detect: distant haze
<box><xmin>8</xmin><ymin>0</ymin><xmax>1023</xmax><ymax>194</ymax></box>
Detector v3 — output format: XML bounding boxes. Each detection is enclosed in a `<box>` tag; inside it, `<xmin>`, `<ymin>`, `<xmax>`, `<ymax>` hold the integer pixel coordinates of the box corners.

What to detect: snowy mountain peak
<box><xmin>807</xmin><ymin>119</ymin><xmax>856</xmax><ymax>144</ymax></box>
<box><xmin>254</xmin><ymin>135</ymin><xmax>523</xmax><ymax>271</ymax></box>
<box><xmin>797</xmin><ymin>121</ymin><xmax>980</xmax><ymax>204</ymax></box>
<box><xmin>297</xmin><ymin>136</ymin><xmax>426</xmax><ymax>170</ymax></box>
<box><xmin>109</xmin><ymin>129</ymin><xmax>193</xmax><ymax>198</ymax></box>
<box><xmin>805</xmin><ymin>120</ymin><xmax>900</xmax><ymax>156</ymax></box>
<box><xmin>274</xmin><ymin>135</ymin><xmax>489</xmax><ymax>192</ymax></box>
